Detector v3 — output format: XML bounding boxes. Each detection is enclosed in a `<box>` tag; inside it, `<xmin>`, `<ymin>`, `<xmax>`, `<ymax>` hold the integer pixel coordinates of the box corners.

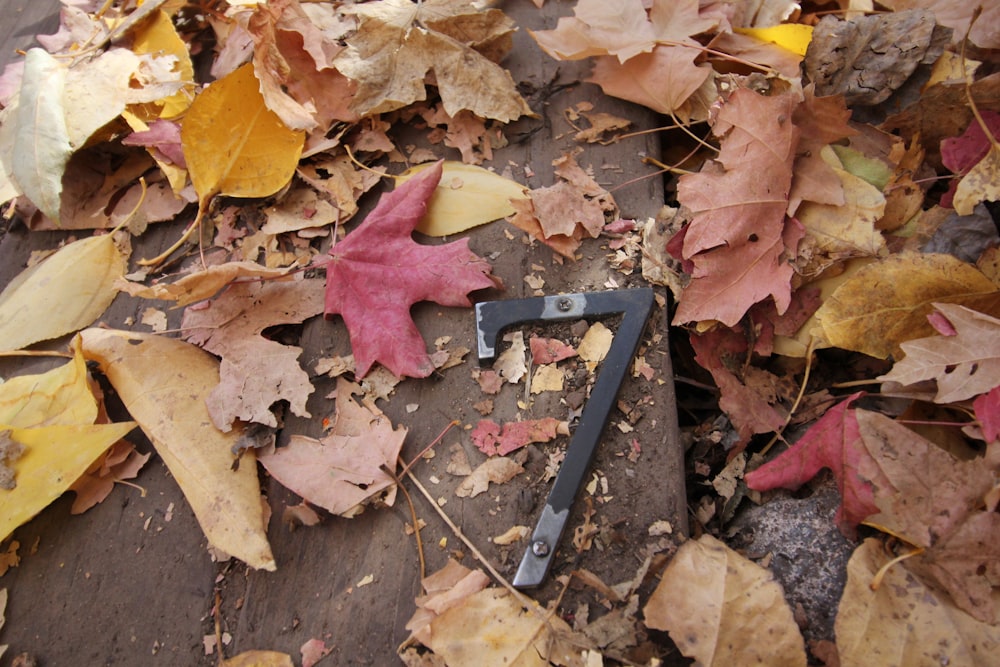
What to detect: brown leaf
<box><xmin>856</xmin><ymin>410</ymin><xmax>1000</xmax><ymax>624</ymax></box>
<box><xmin>455</xmin><ymin>457</ymin><xmax>524</xmax><ymax>498</ymax></box>
<box><xmin>182</xmin><ymin>275</ymin><xmax>326</xmax><ymax>431</ymax></box>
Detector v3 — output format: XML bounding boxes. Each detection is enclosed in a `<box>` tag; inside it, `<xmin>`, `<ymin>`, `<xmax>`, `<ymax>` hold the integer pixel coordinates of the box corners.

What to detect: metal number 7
<box><xmin>474</xmin><ymin>288</ymin><xmax>654</xmax><ymax>588</ymax></box>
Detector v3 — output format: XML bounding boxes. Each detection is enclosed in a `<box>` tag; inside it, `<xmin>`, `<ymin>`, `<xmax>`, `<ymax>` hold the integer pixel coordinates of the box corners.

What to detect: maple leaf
<box><xmin>855</xmin><ymin>410</ymin><xmax>1000</xmax><ymax>624</ymax></box>
<box><xmin>744</xmin><ymin>393</ymin><xmax>887</xmax><ymax>538</ymax></box>
<box><xmin>470</xmin><ymin>417</ymin><xmax>569</xmax><ymax>457</ymax></box>
<box><xmin>257</xmin><ymin>378</ymin><xmax>407</xmax><ymax>517</ymax></box>
<box><xmin>182</xmin><ymin>275</ymin><xmax>326</xmax><ymax>431</ymax></box>
<box><xmin>672</xmin><ymin>88</ymin><xmax>801</xmax><ymax>326</ymax></box>
<box><xmin>878</xmin><ymin>303</ymin><xmax>1000</xmax><ymax>404</ymax></box>
<box><xmin>323</xmin><ymin>160</ymin><xmax>496</xmax><ymax>378</ymax></box>
<box><xmin>333</xmin><ymin>0</ymin><xmax>532</xmax><ymax>122</ymax></box>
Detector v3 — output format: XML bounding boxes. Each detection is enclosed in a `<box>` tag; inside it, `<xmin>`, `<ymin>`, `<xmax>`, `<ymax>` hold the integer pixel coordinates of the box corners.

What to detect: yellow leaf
<box><xmin>0</xmin><ymin>422</ymin><xmax>138</xmax><ymax>542</ymax></box>
<box><xmin>181</xmin><ymin>63</ymin><xmax>304</xmax><ymax>201</ymax></box>
<box><xmin>401</xmin><ymin>161</ymin><xmax>528</xmax><ymax>237</ymax></box>
<box><xmin>644</xmin><ymin>534</ymin><xmax>807</xmax><ymax>667</ymax></box>
<box><xmin>816</xmin><ymin>253</ymin><xmax>1000</xmax><ymax>358</ymax></box>
<box><xmin>734</xmin><ymin>24</ymin><xmax>813</xmax><ymax>56</ymax></box>
<box><xmin>0</xmin><ymin>340</ymin><xmax>96</xmax><ymax>427</ymax></box>
<box><xmin>953</xmin><ymin>146</ymin><xmax>1000</xmax><ymax>216</ymax></box>
<box><xmin>0</xmin><ymin>232</ymin><xmax>130</xmax><ymax>352</ymax></box>
<box><xmin>130</xmin><ymin>9</ymin><xmax>195</xmax><ymax>118</ymax></box>
<box><xmin>78</xmin><ymin>328</ymin><xmax>276</xmax><ymax>571</ymax></box>
<box><xmin>222</xmin><ymin>651</ymin><xmax>294</xmax><ymax>667</ymax></box>
<box><xmin>836</xmin><ymin>539</ymin><xmax>1000</xmax><ymax>667</ymax></box>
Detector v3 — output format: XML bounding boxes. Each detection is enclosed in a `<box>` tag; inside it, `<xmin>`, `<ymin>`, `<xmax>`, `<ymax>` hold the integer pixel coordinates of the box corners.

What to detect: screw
<box><xmin>556</xmin><ymin>297</ymin><xmax>573</xmax><ymax>312</ymax></box>
<box><xmin>531</xmin><ymin>540</ymin><xmax>550</xmax><ymax>557</ymax></box>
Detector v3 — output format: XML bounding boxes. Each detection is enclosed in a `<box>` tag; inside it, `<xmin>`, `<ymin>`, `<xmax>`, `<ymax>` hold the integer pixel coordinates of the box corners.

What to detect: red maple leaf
<box><xmin>744</xmin><ymin>392</ymin><xmax>886</xmax><ymax>539</ymax></box>
<box><xmin>324</xmin><ymin>161</ymin><xmax>497</xmax><ymax>378</ymax></box>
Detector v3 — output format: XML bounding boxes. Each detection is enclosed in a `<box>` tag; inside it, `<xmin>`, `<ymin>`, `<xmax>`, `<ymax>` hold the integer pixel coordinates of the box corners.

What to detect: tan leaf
<box><xmin>0</xmin><ymin>231</ymin><xmax>130</xmax><ymax>352</ymax></box>
<box><xmin>182</xmin><ymin>63</ymin><xmax>304</xmax><ymax>202</ymax></box>
<box><xmin>256</xmin><ymin>378</ymin><xmax>407</xmax><ymax>517</ymax></box>
<box><xmin>954</xmin><ymin>146</ymin><xmax>1000</xmax><ymax>216</ymax></box>
<box><xmin>644</xmin><ymin>534</ymin><xmax>807</xmax><ymax>667</ymax></box>
<box><xmin>399</xmin><ymin>161</ymin><xmax>527</xmax><ymax>237</ymax></box>
<box><xmin>181</xmin><ymin>276</ymin><xmax>325</xmax><ymax>431</ymax></box>
<box><xmin>334</xmin><ymin>0</ymin><xmax>531</xmax><ymax>122</ymax></box>
<box><xmin>878</xmin><ymin>303</ymin><xmax>1000</xmax><ymax>403</ymax></box>
<box><xmin>79</xmin><ymin>328</ymin><xmax>275</xmax><ymax>571</ymax></box>
<box><xmin>816</xmin><ymin>252</ymin><xmax>1000</xmax><ymax>358</ymax></box>
<box><xmin>455</xmin><ymin>457</ymin><xmax>524</xmax><ymax>498</ymax></box>
<box><xmin>836</xmin><ymin>539</ymin><xmax>1000</xmax><ymax>667</ymax></box>
<box><xmin>116</xmin><ymin>261</ymin><xmax>300</xmax><ymax>307</ymax></box>
<box><xmin>222</xmin><ymin>650</ymin><xmax>294</xmax><ymax>667</ymax></box>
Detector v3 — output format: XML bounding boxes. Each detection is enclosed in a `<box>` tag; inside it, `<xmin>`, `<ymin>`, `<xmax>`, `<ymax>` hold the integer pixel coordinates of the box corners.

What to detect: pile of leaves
<box><xmin>0</xmin><ymin>0</ymin><xmax>999</xmax><ymax>665</ymax></box>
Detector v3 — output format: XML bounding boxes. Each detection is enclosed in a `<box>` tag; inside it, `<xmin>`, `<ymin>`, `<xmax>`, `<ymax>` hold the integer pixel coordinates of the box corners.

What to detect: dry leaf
<box><xmin>222</xmin><ymin>650</ymin><xmax>294</xmax><ymax>667</ymax></box>
<box><xmin>257</xmin><ymin>378</ymin><xmax>407</xmax><ymax>517</ymax></box>
<box><xmin>0</xmin><ymin>339</ymin><xmax>97</xmax><ymax>428</ymax></box>
<box><xmin>878</xmin><ymin>303</ymin><xmax>1000</xmax><ymax>403</ymax></box>
<box><xmin>644</xmin><ymin>534</ymin><xmax>807</xmax><ymax>667</ymax></box>
<box><xmin>181</xmin><ymin>276</ymin><xmax>325</xmax><ymax>431</ymax></box>
<box><xmin>455</xmin><ymin>457</ymin><xmax>524</xmax><ymax>498</ymax></box>
<box><xmin>816</xmin><ymin>252</ymin><xmax>1000</xmax><ymax>358</ymax></box>
<box><xmin>79</xmin><ymin>328</ymin><xmax>275</xmax><ymax>571</ymax></box>
<box><xmin>182</xmin><ymin>63</ymin><xmax>304</xmax><ymax>203</ymax></box>
<box><xmin>0</xmin><ymin>231</ymin><xmax>129</xmax><ymax>352</ymax></box>
<box><xmin>69</xmin><ymin>440</ymin><xmax>149</xmax><ymax>514</ymax></box>
<box><xmin>953</xmin><ymin>147</ymin><xmax>1000</xmax><ymax>217</ymax></box>
<box><xmin>836</xmin><ymin>539</ymin><xmax>1000</xmax><ymax>667</ymax></box>
<box><xmin>116</xmin><ymin>261</ymin><xmax>299</xmax><ymax>307</ymax></box>
<box><xmin>400</xmin><ymin>161</ymin><xmax>528</xmax><ymax>237</ymax></box>
<box><xmin>130</xmin><ymin>9</ymin><xmax>195</xmax><ymax>118</ymax></box>
<box><xmin>578</xmin><ymin>321</ymin><xmax>613</xmax><ymax>371</ymax></box>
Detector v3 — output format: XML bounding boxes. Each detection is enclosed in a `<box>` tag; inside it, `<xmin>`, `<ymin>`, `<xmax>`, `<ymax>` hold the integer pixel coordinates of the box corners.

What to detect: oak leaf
<box><xmin>323</xmin><ymin>160</ymin><xmax>496</xmax><ymax>378</ymax></box>
<box><xmin>744</xmin><ymin>393</ymin><xmax>885</xmax><ymax>538</ymax></box>
<box><xmin>644</xmin><ymin>534</ymin><xmax>807</xmax><ymax>667</ymax></box>
<box><xmin>878</xmin><ymin>303</ymin><xmax>1000</xmax><ymax>404</ymax></box>
<box><xmin>673</xmin><ymin>88</ymin><xmax>801</xmax><ymax>326</ymax></box>
<box><xmin>855</xmin><ymin>410</ymin><xmax>1000</xmax><ymax>624</ymax></box>
<box><xmin>181</xmin><ymin>275</ymin><xmax>326</xmax><ymax>431</ymax></box>
<box><xmin>334</xmin><ymin>0</ymin><xmax>531</xmax><ymax>122</ymax></box>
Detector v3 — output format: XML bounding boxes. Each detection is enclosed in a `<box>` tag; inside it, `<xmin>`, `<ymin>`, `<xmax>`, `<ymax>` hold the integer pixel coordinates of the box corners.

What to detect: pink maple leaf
<box><xmin>471</xmin><ymin>418</ymin><xmax>568</xmax><ymax>456</ymax></box>
<box><xmin>744</xmin><ymin>392</ymin><xmax>884</xmax><ymax>539</ymax></box>
<box><xmin>973</xmin><ymin>386</ymin><xmax>1000</xmax><ymax>442</ymax></box>
<box><xmin>324</xmin><ymin>161</ymin><xmax>497</xmax><ymax>378</ymax></box>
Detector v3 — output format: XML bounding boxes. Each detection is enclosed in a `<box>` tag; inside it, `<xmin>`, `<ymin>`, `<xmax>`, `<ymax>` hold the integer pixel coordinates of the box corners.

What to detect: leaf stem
<box><xmin>137</xmin><ymin>198</ymin><xmax>207</xmax><ymax>268</ymax></box>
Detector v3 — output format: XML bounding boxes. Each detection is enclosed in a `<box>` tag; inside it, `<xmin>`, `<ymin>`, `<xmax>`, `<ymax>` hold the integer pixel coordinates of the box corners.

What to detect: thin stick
<box><xmin>384</xmin><ymin>462</ymin><xmax>426</xmax><ymax>581</ymax></box>
<box><xmin>760</xmin><ymin>336</ymin><xmax>817</xmax><ymax>456</ymax></box>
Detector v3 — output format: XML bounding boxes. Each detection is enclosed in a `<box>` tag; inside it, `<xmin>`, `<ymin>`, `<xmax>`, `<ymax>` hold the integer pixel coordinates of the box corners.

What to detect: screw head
<box><xmin>531</xmin><ymin>540</ymin><xmax>550</xmax><ymax>557</ymax></box>
<box><xmin>557</xmin><ymin>297</ymin><xmax>573</xmax><ymax>312</ymax></box>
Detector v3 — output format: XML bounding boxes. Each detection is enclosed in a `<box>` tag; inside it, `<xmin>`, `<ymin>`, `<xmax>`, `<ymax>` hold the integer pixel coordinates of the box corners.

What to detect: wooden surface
<box><xmin>0</xmin><ymin>1</ymin><xmax>686</xmax><ymax>664</ymax></box>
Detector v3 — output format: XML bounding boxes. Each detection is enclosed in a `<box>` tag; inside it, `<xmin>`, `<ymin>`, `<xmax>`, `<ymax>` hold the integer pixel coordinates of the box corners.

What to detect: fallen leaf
<box><xmin>529</xmin><ymin>336</ymin><xmax>577</xmax><ymax>365</ymax></box>
<box><xmin>877</xmin><ymin>303</ymin><xmax>1000</xmax><ymax>403</ymax></box>
<box><xmin>335</xmin><ymin>0</ymin><xmax>531</xmax><ymax>122</ymax></box>
<box><xmin>181</xmin><ymin>62</ymin><xmax>304</xmax><ymax>231</ymax></box>
<box><xmin>0</xmin><ymin>337</ymin><xmax>96</xmax><ymax>428</ymax></box>
<box><xmin>116</xmin><ymin>261</ymin><xmax>300</xmax><ymax>307</ymax></box>
<box><xmin>0</xmin><ymin>231</ymin><xmax>129</xmax><ymax>352</ymax></box>
<box><xmin>324</xmin><ymin>161</ymin><xmax>496</xmax><ymax>378</ymax></box>
<box><xmin>470</xmin><ymin>418</ymin><xmax>568</xmax><ymax>457</ymax></box>
<box><xmin>735</xmin><ymin>24</ymin><xmax>813</xmax><ymax>56</ymax></box>
<box><xmin>879</xmin><ymin>0</ymin><xmax>1000</xmax><ymax>49</ymax></box>
<box><xmin>940</xmin><ymin>111</ymin><xmax>1000</xmax><ymax>210</ymax></box>
<box><xmin>973</xmin><ymin>386</ymin><xmax>1000</xmax><ymax>443</ymax></box>
<box><xmin>672</xmin><ymin>88</ymin><xmax>801</xmax><ymax>327</ymax></box>
<box><xmin>300</xmin><ymin>638</ymin><xmax>332</xmax><ymax>667</ymax></box>
<box><xmin>257</xmin><ymin>378</ymin><xmax>407</xmax><ymax>517</ymax></box>
<box><xmin>530</xmin><ymin>364</ymin><xmax>565</xmax><ymax>394</ymax></box>
<box><xmin>181</xmin><ymin>276</ymin><xmax>326</xmax><ymax>431</ymax></box>
<box><xmin>455</xmin><ymin>457</ymin><xmax>524</xmax><ymax>498</ymax></box>
<box><xmin>855</xmin><ymin>410</ymin><xmax>1000</xmax><ymax>624</ymax></box>
<box><xmin>836</xmin><ymin>538</ymin><xmax>1000</xmax><ymax>667</ymax></box>
<box><xmin>222</xmin><ymin>651</ymin><xmax>294</xmax><ymax>667</ymax></box>
<box><xmin>69</xmin><ymin>440</ymin><xmax>150</xmax><ymax>514</ymax></box>
<box><xmin>130</xmin><ymin>9</ymin><xmax>195</xmax><ymax>118</ymax></box>
<box><xmin>578</xmin><ymin>321</ymin><xmax>613</xmax><ymax>371</ymax></box>
<box><xmin>402</xmin><ymin>561</ymin><xmax>588</xmax><ymax>666</ymax></box>
<box><xmin>644</xmin><ymin>534</ymin><xmax>807</xmax><ymax>667</ymax></box>
<box><xmin>399</xmin><ymin>161</ymin><xmax>528</xmax><ymax>237</ymax></box>
<box><xmin>79</xmin><ymin>328</ymin><xmax>275</xmax><ymax>571</ymax></box>
<box><xmin>745</xmin><ymin>393</ymin><xmax>882</xmax><ymax>538</ymax></box>
<box><xmin>953</xmin><ymin>147</ymin><xmax>1000</xmax><ymax>217</ymax></box>
<box><xmin>493</xmin><ymin>525</ymin><xmax>529</xmax><ymax>545</ymax></box>
<box><xmin>804</xmin><ymin>10</ymin><xmax>946</xmax><ymax>106</ymax></box>
<box><xmin>815</xmin><ymin>253</ymin><xmax>1000</xmax><ymax>358</ymax></box>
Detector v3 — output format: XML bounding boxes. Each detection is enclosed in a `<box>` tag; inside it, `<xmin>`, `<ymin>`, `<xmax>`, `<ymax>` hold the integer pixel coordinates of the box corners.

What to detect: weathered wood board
<box><xmin>0</xmin><ymin>1</ymin><xmax>687</xmax><ymax>664</ymax></box>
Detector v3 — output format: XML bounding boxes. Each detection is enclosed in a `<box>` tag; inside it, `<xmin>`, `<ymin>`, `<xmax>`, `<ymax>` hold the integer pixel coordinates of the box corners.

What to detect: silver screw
<box><xmin>557</xmin><ymin>297</ymin><xmax>573</xmax><ymax>312</ymax></box>
<box><xmin>531</xmin><ymin>540</ymin><xmax>550</xmax><ymax>557</ymax></box>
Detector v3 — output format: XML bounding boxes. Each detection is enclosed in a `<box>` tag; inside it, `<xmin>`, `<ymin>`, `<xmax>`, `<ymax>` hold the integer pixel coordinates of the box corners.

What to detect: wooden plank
<box><xmin>0</xmin><ymin>1</ymin><xmax>686</xmax><ymax>664</ymax></box>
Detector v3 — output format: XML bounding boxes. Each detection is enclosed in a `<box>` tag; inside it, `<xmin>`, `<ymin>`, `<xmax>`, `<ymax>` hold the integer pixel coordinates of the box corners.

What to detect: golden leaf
<box><xmin>79</xmin><ymin>328</ymin><xmax>276</xmax><ymax>571</ymax></box>
<box><xmin>182</xmin><ymin>63</ymin><xmax>304</xmax><ymax>201</ymax></box>
<box><xmin>221</xmin><ymin>651</ymin><xmax>294</xmax><ymax>667</ymax></box>
<box><xmin>0</xmin><ymin>422</ymin><xmax>138</xmax><ymax>542</ymax></box>
<box><xmin>400</xmin><ymin>161</ymin><xmax>527</xmax><ymax>237</ymax></box>
<box><xmin>815</xmin><ymin>253</ymin><xmax>1000</xmax><ymax>358</ymax></box>
<box><xmin>0</xmin><ymin>340</ymin><xmax>96</xmax><ymax>427</ymax></box>
<box><xmin>130</xmin><ymin>9</ymin><xmax>195</xmax><ymax>119</ymax></box>
<box><xmin>0</xmin><ymin>231</ymin><xmax>130</xmax><ymax>352</ymax></box>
